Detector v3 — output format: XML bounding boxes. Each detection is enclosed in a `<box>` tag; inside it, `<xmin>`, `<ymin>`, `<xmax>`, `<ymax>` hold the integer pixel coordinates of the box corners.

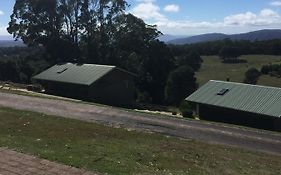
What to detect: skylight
<box><xmin>57</xmin><ymin>68</ymin><xmax>68</xmax><ymax>74</ymax></box>
<box><xmin>217</xmin><ymin>88</ymin><xmax>229</xmax><ymax>96</ymax></box>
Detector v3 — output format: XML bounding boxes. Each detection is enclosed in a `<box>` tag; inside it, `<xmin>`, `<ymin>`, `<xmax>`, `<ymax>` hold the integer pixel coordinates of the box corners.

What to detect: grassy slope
<box><xmin>197</xmin><ymin>55</ymin><xmax>281</xmax><ymax>87</ymax></box>
<box><xmin>0</xmin><ymin>107</ymin><xmax>280</xmax><ymax>175</ymax></box>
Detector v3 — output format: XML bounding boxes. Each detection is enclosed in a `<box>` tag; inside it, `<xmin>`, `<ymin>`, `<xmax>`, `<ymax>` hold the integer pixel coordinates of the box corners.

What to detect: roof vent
<box><xmin>57</xmin><ymin>68</ymin><xmax>68</xmax><ymax>74</ymax></box>
<box><xmin>217</xmin><ymin>88</ymin><xmax>229</xmax><ymax>96</ymax></box>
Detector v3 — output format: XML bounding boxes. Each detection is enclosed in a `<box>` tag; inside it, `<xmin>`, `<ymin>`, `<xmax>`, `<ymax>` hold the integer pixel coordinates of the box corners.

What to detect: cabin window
<box><xmin>217</xmin><ymin>88</ymin><xmax>229</xmax><ymax>96</ymax></box>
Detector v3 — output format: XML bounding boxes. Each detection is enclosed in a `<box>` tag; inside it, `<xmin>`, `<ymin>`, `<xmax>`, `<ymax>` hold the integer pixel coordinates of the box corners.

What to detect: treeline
<box><xmin>2</xmin><ymin>0</ymin><xmax>201</xmax><ymax>106</ymax></box>
<box><xmin>261</xmin><ymin>64</ymin><xmax>281</xmax><ymax>77</ymax></box>
<box><xmin>0</xmin><ymin>47</ymin><xmax>29</xmax><ymax>56</ymax></box>
<box><xmin>0</xmin><ymin>47</ymin><xmax>50</xmax><ymax>84</ymax></box>
<box><xmin>243</xmin><ymin>64</ymin><xmax>281</xmax><ymax>86</ymax></box>
<box><xmin>169</xmin><ymin>39</ymin><xmax>281</xmax><ymax>56</ymax></box>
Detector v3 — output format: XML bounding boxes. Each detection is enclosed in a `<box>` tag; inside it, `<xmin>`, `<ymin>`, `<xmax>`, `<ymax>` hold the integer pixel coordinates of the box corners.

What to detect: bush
<box><xmin>243</xmin><ymin>67</ymin><xmax>261</xmax><ymax>84</ymax></box>
<box><xmin>261</xmin><ymin>64</ymin><xmax>271</xmax><ymax>74</ymax></box>
<box><xmin>261</xmin><ymin>64</ymin><xmax>281</xmax><ymax>78</ymax></box>
<box><xmin>179</xmin><ymin>101</ymin><xmax>194</xmax><ymax>118</ymax></box>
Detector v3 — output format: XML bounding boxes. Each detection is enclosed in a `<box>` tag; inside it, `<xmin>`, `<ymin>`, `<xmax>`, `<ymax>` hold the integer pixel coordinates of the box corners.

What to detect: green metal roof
<box><xmin>33</xmin><ymin>63</ymin><xmax>127</xmax><ymax>86</ymax></box>
<box><xmin>186</xmin><ymin>80</ymin><xmax>281</xmax><ymax>118</ymax></box>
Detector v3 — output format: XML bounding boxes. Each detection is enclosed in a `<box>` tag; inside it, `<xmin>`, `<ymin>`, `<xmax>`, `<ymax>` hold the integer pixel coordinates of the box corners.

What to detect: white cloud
<box><xmin>224</xmin><ymin>9</ymin><xmax>280</xmax><ymax>26</ymax></box>
<box><xmin>0</xmin><ymin>25</ymin><xmax>9</xmax><ymax>35</ymax></box>
<box><xmin>130</xmin><ymin>0</ymin><xmax>167</xmax><ymax>21</ymax></box>
<box><xmin>0</xmin><ymin>11</ymin><xmax>4</xmax><ymax>15</ymax></box>
<box><xmin>270</xmin><ymin>1</ymin><xmax>281</xmax><ymax>6</ymax></box>
<box><xmin>260</xmin><ymin>9</ymin><xmax>279</xmax><ymax>17</ymax></box>
<box><xmin>155</xmin><ymin>20</ymin><xmax>224</xmax><ymax>35</ymax></box>
<box><xmin>137</xmin><ymin>0</ymin><xmax>155</xmax><ymax>2</ymax></box>
<box><xmin>164</xmin><ymin>4</ymin><xmax>179</xmax><ymax>13</ymax></box>
<box><xmin>156</xmin><ymin>9</ymin><xmax>281</xmax><ymax>35</ymax></box>
<box><xmin>131</xmin><ymin>0</ymin><xmax>281</xmax><ymax>35</ymax></box>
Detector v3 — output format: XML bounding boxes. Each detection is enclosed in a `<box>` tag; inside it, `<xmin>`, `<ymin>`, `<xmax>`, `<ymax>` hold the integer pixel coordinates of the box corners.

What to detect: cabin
<box><xmin>186</xmin><ymin>80</ymin><xmax>281</xmax><ymax>131</ymax></box>
<box><xmin>33</xmin><ymin>63</ymin><xmax>136</xmax><ymax>106</ymax></box>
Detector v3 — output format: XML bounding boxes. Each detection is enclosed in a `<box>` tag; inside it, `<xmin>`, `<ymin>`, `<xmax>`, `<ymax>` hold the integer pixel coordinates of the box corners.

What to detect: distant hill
<box><xmin>168</xmin><ymin>29</ymin><xmax>281</xmax><ymax>45</ymax></box>
<box><xmin>0</xmin><ymin>35</ymin><xmax>13</xmax><ymax>40</ymax></box>
<box><xmin>157</xmin><ymin>34</ymin><xmax>190</xmax><ymax>42</ymax></box>
<box><xmin>0</xmin><ymin>40</ymin><xmax>25</xmax><ymax>47</ymax></box>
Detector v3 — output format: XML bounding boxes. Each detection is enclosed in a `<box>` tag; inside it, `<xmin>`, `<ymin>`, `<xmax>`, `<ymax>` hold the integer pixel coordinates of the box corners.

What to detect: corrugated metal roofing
<box><xmin>33</xmin><ymin>63</ymin><xmax>117</xmax><ymax>85</ymax></box>
<box><xmin>186</xmin><ymin>80</ymin><xmax>281</xmax><ymax>118</ymax></box>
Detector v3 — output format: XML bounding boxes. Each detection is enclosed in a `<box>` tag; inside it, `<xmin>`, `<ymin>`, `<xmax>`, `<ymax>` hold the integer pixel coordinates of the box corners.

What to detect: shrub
<box><xmin>243</xmin><ymin>67</ymin><xmax>261</xmax><ymax>84</ymax></box>
<box><xmin>179</xmin><ymin>101</ymin><xmax>194</xmax><ymax>118</ymax></box>
<box><xmin>261</xmin><ymin>64</ymin><xmax>281</xmax><ymax>78</ymax></box>
<box><xmin>261</xmin><ymin>64</ymin><xmax>271</xmax><ymax>74</ymax></box>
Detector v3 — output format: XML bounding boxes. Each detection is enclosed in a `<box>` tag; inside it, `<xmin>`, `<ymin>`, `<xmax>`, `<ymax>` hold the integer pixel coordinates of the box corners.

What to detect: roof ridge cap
<box><xmin>209</xmin><ymin>80</ymin><xmax>281</xmax><ymax>90</ymax></box>
<box><xmin>63</xmin><ymin>62</ymin><xmax>116</xmax><ymax>68</ymax></box>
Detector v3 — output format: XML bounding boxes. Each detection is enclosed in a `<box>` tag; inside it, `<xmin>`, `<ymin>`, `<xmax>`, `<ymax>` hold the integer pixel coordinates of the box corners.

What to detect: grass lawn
<box><xmin>0</xmin><ymin>107</ymin><xmax>280</xmax><ymax>175</ymax></box>
<box><xmin>197</xmin><ymin>55</ymin><xmax>281</xmax><ymax>87</ymax></box>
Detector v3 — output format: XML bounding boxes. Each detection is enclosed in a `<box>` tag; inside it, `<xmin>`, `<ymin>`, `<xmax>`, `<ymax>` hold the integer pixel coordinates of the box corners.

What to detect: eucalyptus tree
<box><xmin>8</xmin><ymin>0</ymin><xmax>128</xmax><ymax>63</ymax></box>
<box><xmin>165</xmin><ymin>66</ymin><xmax>197</xmax><ymax>105</ymax></box>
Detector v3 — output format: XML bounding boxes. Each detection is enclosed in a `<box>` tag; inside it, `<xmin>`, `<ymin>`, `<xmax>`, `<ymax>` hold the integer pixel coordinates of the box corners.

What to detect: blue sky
<box><xmin>1</xmin><ymin>0</ymin><xmax>281</xmax><ymax>36</ymax></box>
<box><xmin>0</xmin><ymin>1</ymin><xmax>14</xmax><ymax>36</ymax></box>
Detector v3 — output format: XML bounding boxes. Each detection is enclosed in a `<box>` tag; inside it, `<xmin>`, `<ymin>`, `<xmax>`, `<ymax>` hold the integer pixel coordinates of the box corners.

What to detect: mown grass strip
<box><xmin>0</xmin><ymin>107</ymin><xmax>280</xmax><ymax>175</ymax></box>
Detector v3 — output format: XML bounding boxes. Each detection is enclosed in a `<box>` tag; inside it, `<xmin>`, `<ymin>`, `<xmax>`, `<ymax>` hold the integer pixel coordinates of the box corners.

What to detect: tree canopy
<box><xmin>8</xmin><ymin>0</ymin><xmax>129</xmax><ymax>63</ymax></box>
<box><xmin>165</xmin><ymin>66</ymin><xmax>197</xmax><ymax>105</ymax></box>
<box><xmin>219</xmin><ymin>46</ymin><xmax>241</xmax><ymax>61</ymax></box>
<box><xmin>176</xmin><ymin>50</ymin><xmax>202</xmax><ymax>71</ymax></box>
<box><xmin>169</xmin><ymin>39</ymin><xmax>281</xmax><ymax>57</ymax></box>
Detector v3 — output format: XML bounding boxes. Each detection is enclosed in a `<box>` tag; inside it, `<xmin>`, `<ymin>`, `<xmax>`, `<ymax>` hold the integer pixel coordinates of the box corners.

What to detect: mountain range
<box><xmin>157</xmin><ymin>34</ymin><xmax>190</xmax><ymax>42</ymax></box>
<box><xmin>1</xmin><ymin>29</ymin><xmax>281</xmax><ymax>47</ymax></box>
<box><xmin>167</xmin><ymin>29</ymin><xmax>281</xmax><ymax>45</ymax></box>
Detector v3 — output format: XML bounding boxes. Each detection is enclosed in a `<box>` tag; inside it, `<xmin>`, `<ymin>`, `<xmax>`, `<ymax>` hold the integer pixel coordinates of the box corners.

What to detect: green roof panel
<box><xmin>186</xmin><ymin>80</ymin><xmax>281</xmax><ymax>118</ymax></box>
<box><xmin>33</xmin><ymin>63</ymin><xmax>116</xmax><ymax>85</ymax></box>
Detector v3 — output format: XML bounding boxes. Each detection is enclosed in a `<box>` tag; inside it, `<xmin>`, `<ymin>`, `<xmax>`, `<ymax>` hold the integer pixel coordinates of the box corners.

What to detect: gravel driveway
<box><xmin>0</xmin><ymin>92</ymin><xmax>280</xmax><ymax>155</ymax></box>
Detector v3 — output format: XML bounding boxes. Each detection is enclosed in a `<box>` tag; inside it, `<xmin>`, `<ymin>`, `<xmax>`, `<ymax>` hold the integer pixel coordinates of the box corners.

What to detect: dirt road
<box><xmin>0</xmin><ymin>92</ymin><xmax>280</xmax><ymax>155</ymax></box>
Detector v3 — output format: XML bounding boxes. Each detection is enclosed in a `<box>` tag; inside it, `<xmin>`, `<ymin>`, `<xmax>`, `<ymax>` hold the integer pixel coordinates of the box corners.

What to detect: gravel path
<box><xmin>0</xmin><ymin>147</ymin><xmax>97</xmax><ymax>175</ymax></box>
<box><xmin>0</xmin><ymin>92</ymin><xmax>280</xmax><ymax>155</ymax></box>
